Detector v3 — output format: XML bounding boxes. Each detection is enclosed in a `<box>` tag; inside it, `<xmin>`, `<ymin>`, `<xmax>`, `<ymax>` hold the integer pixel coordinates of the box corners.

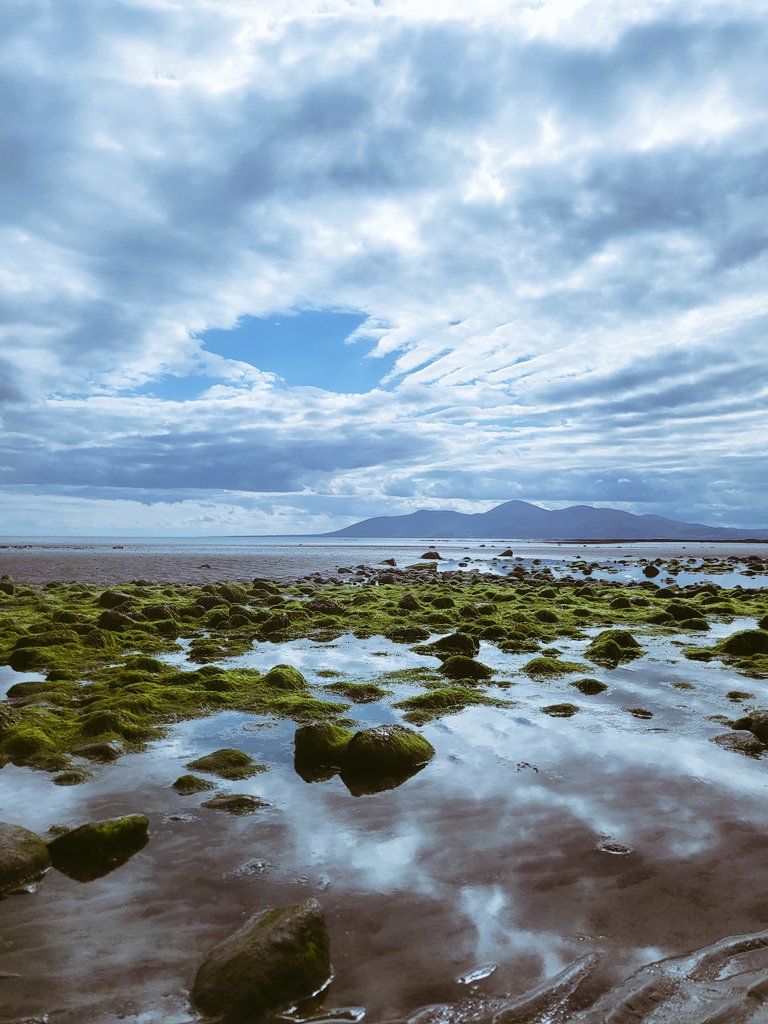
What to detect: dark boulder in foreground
<box><xmin>192</xmin><ymin>898</ymin><xmax>331</xmax><ymax>1020</ymax></box>
<box><xmin>0</xmin><ymin>822</ymin><xmax>51</xmax><ymax>894</ymax></box>
<box><xmin>294</xmin><ymin>723</ymin><xmax>435</xmax><ymax>796</ymax></box>
<box><xmin>47</xmin><ymin>814</ymin><xmax>149</xmax><ymax>882</ymax></box>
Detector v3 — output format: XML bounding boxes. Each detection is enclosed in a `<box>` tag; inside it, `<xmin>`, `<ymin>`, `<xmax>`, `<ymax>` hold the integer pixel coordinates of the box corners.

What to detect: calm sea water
<box><xmin>0</xmin><ymin>536</ymin><xmax>766</xmax><ymax>585</ymax></box>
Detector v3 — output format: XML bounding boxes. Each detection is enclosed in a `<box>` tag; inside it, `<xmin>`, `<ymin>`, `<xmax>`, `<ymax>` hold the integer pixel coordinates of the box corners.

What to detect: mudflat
<box><xmin>0</xmin><ymin>549</ymin><xmax>767</xmax><ymax>1023</ymax></box>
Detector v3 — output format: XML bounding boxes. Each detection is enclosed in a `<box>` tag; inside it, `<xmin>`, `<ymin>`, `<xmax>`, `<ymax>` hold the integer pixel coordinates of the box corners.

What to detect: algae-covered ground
<box><xmin>0</xmin><ymin>564</ymin><xmax>766</xmax><ymax>775</ymax></box>
<box><xmin>1</xmin><ymin>553</ymin><xmax>767</xmax><ymax>1024</ymax></box>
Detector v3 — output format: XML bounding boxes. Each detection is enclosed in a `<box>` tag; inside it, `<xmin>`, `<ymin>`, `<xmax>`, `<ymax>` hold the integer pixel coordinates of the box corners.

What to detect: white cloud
<box><xmin>1</xmin><ymin>0</ymin><xmax>767</xmax><ymax>531</ymax></box>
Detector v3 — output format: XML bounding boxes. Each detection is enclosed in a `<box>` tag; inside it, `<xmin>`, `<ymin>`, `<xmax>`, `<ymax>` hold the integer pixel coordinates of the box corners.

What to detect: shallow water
<box><xmin>2</xmin><ymin>614</ymin><xmax>768</xmax><ymax>1023</ymax></box>
<box><xmin>0</xmin><ymin>536</ymin><xmax>766</xmax><ymax>587</ymax></box>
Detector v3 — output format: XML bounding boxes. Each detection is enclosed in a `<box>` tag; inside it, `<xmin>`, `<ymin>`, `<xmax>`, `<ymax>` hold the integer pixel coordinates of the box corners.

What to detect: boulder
<box><xmin>420</xmin><ymin>550</ymin><xmax>443</xmax><ymax>560</ymax></box>
<box><xmin>186</xmin><ymin>748</ymin><xmax>264</xmax><ymax>781</ymax></box>
<box><xmin>429</xmin><ymin>632</ymin><xmax>480</xmax><ymax>658</ymax></box>
<box><xmin>0</xmin><ymin>822</ymin><xmax>50</xmax><ymax>894</ymax></box>
<box><xmin>201</xmin><ymin>794</ymin><xmax>270</xmax><ymax>815</ymax></box>
<box><xmin>294</xmin><ymin>723</ymin><xmax>353</xmax><ymax>782</ymax></box>
<box><xmin>342</xmin><ymin>724</ymin><xmax>434</xmax><ymax>780</ymax></box>
<box><xmin>719</xmin><ymin>630</ymin><xmax>768</xmax><ymax>656</ymax></box>
<box><xmin>712</xmin><ymin>731</ymin><xmax>765</xmax><ymax>757</ymax></box>
<box><xmin>192</xmin><ymin>898</ymin><xmax>331</xmax><ymax>1019</ymax></box>
<box><xmin>262</xmin><ymin>664</ymin><xmax>308</xmax><ymax>691</ymax></box>
<box><xmin>47</xmin><ymin>814</ymin><xmax>149</xmax><ymax>882</ymax></box>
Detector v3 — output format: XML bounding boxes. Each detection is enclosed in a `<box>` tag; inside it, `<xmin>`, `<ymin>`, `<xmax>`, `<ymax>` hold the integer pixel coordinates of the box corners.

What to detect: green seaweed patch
<box><xmin>524</xmin><ymin>657</ymin><xmax>588</xmax><ymax>679</ymax></box>
<box><xmin>173</xmin><ymin>774</ymin><xmax>216</xmax><ymax>794</ymax></box>
<box><xmin>570</xmin><ymin>677</ymin><xmax>608</xmax><ymax>695</ymax></box>
<box><xmin>323</xmin><ymin>681</ymin><xmax>391</xmax><ymax>703</ymax></box>
<box><xmin>393</xmin><ymin>686</ymin><xmax>512</xmax><ymax>725</ymax></box>
<box><xmin>541</xmin><ymin>703</ymin><xmax>580</xmax><ymax>717</ymax></box>
<box><xmin>186</xmin><ymin>748</ymin><xmax>266</xmax><ymax>780</ymax></box>
<box><xmin>584</xmin><ymin>630</ymin><xmax>643</xmax><ymax>666</ymax></box>
<box><xmin>262</xmin><ymin>664</ymin><xmax>309</xmax><ymax>691</ymax></box>
<box><xmin>439</xmin><ymin>655</ymin><xmax>493</xmax><ymax>681</ymax></box>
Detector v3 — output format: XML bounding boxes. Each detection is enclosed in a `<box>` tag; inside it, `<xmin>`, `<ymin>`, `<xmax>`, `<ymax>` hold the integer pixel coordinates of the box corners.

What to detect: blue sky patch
<box><xmin>199</xmin><ymin>310</ymin><xmax>393</xmax><ymax>393</ymax></box>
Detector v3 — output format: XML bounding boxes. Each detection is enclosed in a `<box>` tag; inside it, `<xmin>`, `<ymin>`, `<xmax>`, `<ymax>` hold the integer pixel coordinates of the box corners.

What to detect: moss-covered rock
<box><xmin>0</xmin><ymin>822</ymin><xmax>51</xmax><ymax>894</ymax></box>
<box><xmin>541</xmin><ymin>703</ymin><xmax>580</xmax><ymax>717</ymax></box>
<box><xmin>524</xmin><ymin>657</ymin><xmax>586</xmax><ymax>678</ymax></box>
<box><xmin>294</xmin><ymin>722</ymin><xmax>353</xmax><ymax>782</ymax></box>
<box><xmin>173</xmin><ymin>774</ymin><xmax>216</xmax><ymax>795</ymax></box>
<box><xmin>343</xmin><ymin>724</ymin><xmax>434</xmax><ymax>779</ymax></box>
<box><xmin>201</xmin><ymin>794</ymin><xmax>270</xmax><ymax>815</ymax></box>
<box><xmin>262</xmin><ymin>664</ymin><xmax>309</xmax><ymax>691</ymax></box>
<box><xmin>570</xmin><ymin>677</ymin><xmax>608</xmax><ymax>695</ymax></box>
<box><xmin>439</xmin><ymin>655</ymin><xmax>493</xmax><ymax>681</ymax></box>
<box><xmin>192</xmin><ymin>899</ymin><xmax>331</xmax><ymax>1019</ymax></box>
<box><xmin>719</xmin><ymin>630</ymin><xmax>768</xmax><ymax>656</ymax></box>
<box><xmin>186</xmin><ymin>748</ymin><xmax>266</xmax><ymax>781</ymax></box>
<box><xmin>424</xmin><ymin>632</ymin><xmax>480</xmax><ymax>658</ymax></box>
<box><xmin>585</xmin><ymin>629</ymin><xmax>643</xmax><ymax>666</ymax></box>
<box><xmin>394</xmin><ymin>687</ymin><xmax>511</xmax><ymax>725</ymax></box>
<box><xmin>47</xmin><ymin>814</ymin><xmax>149</xmax><ymax>882</ymax></box>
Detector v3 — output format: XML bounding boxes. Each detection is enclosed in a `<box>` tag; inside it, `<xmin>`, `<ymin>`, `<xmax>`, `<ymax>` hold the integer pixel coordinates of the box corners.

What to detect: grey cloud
<box><xmin>0</xmin><ymin>426</ymin><xmax>431</xmax><ymax>491</ymax></box>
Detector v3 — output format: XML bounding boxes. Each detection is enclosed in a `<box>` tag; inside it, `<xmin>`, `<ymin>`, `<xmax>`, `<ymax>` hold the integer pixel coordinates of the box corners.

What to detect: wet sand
<box><xmin>1</xmin><ymin>553</ymin><xmax>767</xmax><ymax>1022</ymax></box>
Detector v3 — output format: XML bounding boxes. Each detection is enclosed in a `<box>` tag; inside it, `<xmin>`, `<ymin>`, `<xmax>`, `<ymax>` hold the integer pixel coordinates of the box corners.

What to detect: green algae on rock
<box><xmin>0</xmin><ymin>822</ymin><xmax>51</xmax><ymax>894</ymax></box>
<box><xmin>192</xmin><ymin>898</ymin><xmax>331</xmax><ymax>1020</ymax></box>
<box><xmin>524</xmin><ymin>657</ymin><xmax>587</xmax><ymax>679</ymax></box>
<box><xmin>186</xmin><ymin>748</ymin><xmax>266</xmax><ymax>781</ymax></box>
<box><xmin>570</xmin><ymin>678</ymin><xmax>608</xmax><ymax>696</ymax></box>
<box><xmin>394</xmin><ymin>687</ymin><xmax>513</xmax><ymax>725</ymax></box>
<box><xmin>439</xmin><ymin>655</ymin><xmax>493</xmax><ymax>681</ymax></box>
<box><xmin>47</xmin><ymin>814</ymin><xmax>149</xmax><ymax>882</ymax></box>
<box><xmin>294</xmin><ymin>722</ymin><xmax>354</xmax><ymax>782</ymax></box>
<box><xmin>585</xmin><ymin>630</ymin><xmax>643</xmax><ymax>666</ymax></box>
<box><xmin>201</xmin><ymin>794</ymin><xmax>271</xmax><ymax>815</ymax></box>
<box><xmin>541</xmin><ymin>703</ymin><xmax>580</xmax><ymax>717</ymax></box>
<box><xmin>173</xmin><ymin>774</ymin><xmax>216</xmax><ymax>795</ymax></box>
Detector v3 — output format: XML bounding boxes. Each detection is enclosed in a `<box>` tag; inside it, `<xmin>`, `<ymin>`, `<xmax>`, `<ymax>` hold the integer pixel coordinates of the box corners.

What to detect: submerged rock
<box><xmin>192</xmin><ymin>898</ymin><xmax>331</xmax><ymax>1019</ymax></box>
<box><xmin>0</xmin><ymin>822</ymin><xmax>51</xmax><ymax>894</ymax></box>
<box><xmin>47</xmin><ymin>814</ymin><xmax>149</xmax><ymax>882</ymax></box>
<box><xmin>186</xmin><ymin>748</ymin><xmax>266</xmax><ymax>781</ymax></box>
<box><xmin>201</xmin><ymin>794</ymin><xmax>271</xmax><ymax>815</ymax></box>
<box><xmin>173</xmin><ymin>774</ymin><xmax>215</xmax><ymax>795</ymax></box>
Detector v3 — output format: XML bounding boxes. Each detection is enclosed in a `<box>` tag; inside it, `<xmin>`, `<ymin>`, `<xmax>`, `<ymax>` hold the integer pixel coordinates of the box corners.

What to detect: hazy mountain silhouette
<box><xmin>323</xmin><ymin>500</ymin><xmax>768</xmax><ymax>540</ymax></box>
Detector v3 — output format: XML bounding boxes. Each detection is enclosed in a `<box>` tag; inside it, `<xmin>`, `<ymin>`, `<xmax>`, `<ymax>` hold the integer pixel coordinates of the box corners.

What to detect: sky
<box><xmin>1</xmin><ymin>0</ymin><xmax>767</xmax><ymax>536</ymax></box>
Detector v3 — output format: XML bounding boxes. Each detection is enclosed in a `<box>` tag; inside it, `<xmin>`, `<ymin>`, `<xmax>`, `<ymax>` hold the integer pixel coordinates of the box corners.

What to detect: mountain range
<box><xmin>323</xmin><ymin>500</ymin><xmax>768</xmax><ymax>541</ymax></box>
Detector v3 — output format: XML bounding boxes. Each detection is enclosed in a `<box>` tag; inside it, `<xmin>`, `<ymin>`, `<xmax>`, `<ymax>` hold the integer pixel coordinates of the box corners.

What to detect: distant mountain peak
<box><xmin>322</xmin><ymin>501</ymin><xmax>767</xmax><ymax>541</ymax></box>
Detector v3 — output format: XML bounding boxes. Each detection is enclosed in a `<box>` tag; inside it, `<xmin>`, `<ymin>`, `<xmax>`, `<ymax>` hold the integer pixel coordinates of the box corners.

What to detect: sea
<box><xmin>0</xmin><ymin>535</ymin><xmax>766</xmax><ymax>586</ymax></box>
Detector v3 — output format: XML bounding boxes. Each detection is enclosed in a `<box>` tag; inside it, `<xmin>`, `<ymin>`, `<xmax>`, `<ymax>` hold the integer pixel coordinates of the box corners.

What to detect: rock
<box><xmin>542</xmin><ymin>703</ymin><xmax>580</xmax><ymax>717</ymax></box>
<box><xmin>642</xmin><ymin>564</ymin><xmax>660</xmax><ymax>578</ymax></box>
<box><xmin>501</xmin><ymin>549</ymin><xmax>514</xmax><ymax>557</ymax></box>
<box><xmin>73</xmin><ymin>741</ymin><xmax>122</xmax><ymax>762</ymax></box>
<box><xmin>53</xmin><ymin>769</ymin><xmax>92</xmax><ymax>786</ymax></box>
<box><xmin>294</xmin><ymin>723</ymin><xmax>353</xmax><ymax>782</ymax></box>
<box><xmin>47</xmin><ymin>814</ymin><xmax>149</xmax><ymax>882</ymax></box>
<box><xmin>712</xmin><ymin>731</ymin><xmax>766</xmax><ymax>757</ymax></box>
<box><xmin>428</xmin><ymin>632</ymin><xmax>480</xmax><ymax>658</ymax></box>
<box><xmin>186</xmin><ymin>748</ymin><xmax>265</xmax><ymax>781</ymax></box>
<box><xmin>192</xmin><ymin>898</ymin><xmax>331</xmax><ymax>1019</ymax></box>
<box><xmin>571</xmin><ymin>678</ymin><xmax>608</xmax><ymax>696</ymax></box>
<box><xmin>720</xmin><ymin>629</ymin><xmax>768</xmax><ymax>656</ymax></box>
<box><xmin>97</xmin><ymin>590</ymin><xmax>133</xmax><ymax>608</ymax></box>
<box><xmin>342</xmin><ymin>724</ymin><xmax>434</xmax><ymax>781</ymax></box>
<box><xmin>307</xmin><ymin>597</ymin><xmax>343</xmax><ymax>614</ymax></box>
<box><xmin>260</xmin><ymin>612</ymin><xmax>291</xmax><ymax>635</ymax></box>
<box><xmin>262</xmin><ymin>664</ymin><xmax>308</xmax><ymax>691</ymax></box>
<box><xmin>380</xmin><ymin>558</ymin><xmax>397</xmax><ymax>566</ymax></box>
<box><xmin>420</xmin><ymin>550</ymin><xmax>443</xmax><ymax>560</ymax></box>
<box><xmin>201</xmin><ymin>794</ymin><xmax>271</xmax><ymax>815</ymax></box>
<box><xmin>398</xmin><ymin>593</ymin><xmax>420</xmax><ymax>611</ymax></box>
<box><xmin>173</xmin><ymin>774</ymin><xmax>215</xmax><ymax>795</ymax></box>
<box><xmin>0</xmin><ymin>822</ymin><xmax>51</xmax><ymax>894</ymax></box>
<box><xmin>585</xmin><ymin>629</ymin><xmax>643</xmax><ymax>666</ymax></box>
<box><xmin>439</xmin><ymin>655</ymin><xmax>493</xmax><ymax>681</ymax></box>
<box><xmin>97</xmin><ymin>609</ymin><xmax>136</xmax><ymax>631</ymax></box>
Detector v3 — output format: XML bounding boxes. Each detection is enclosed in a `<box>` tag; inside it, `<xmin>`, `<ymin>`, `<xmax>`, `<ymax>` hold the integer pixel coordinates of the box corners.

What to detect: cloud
<box><xmin>1</xmin><ymin>1</ymin><xmax>767</xmax><ymax>531</ymax></box>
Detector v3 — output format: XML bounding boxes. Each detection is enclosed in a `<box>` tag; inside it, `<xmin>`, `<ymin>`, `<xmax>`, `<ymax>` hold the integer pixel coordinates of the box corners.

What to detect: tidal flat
<box><xmin>1</xmin><ymin>546</ymin><xmax>767</xmax><ymax>1023</ymax></box>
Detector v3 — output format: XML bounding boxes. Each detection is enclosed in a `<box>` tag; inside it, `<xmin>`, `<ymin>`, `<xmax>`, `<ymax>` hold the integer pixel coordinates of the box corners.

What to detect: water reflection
<box><xmin>2</xmin><ymin>624</ymin><xmax>768</xmax><ymax>1021</ymax></box>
